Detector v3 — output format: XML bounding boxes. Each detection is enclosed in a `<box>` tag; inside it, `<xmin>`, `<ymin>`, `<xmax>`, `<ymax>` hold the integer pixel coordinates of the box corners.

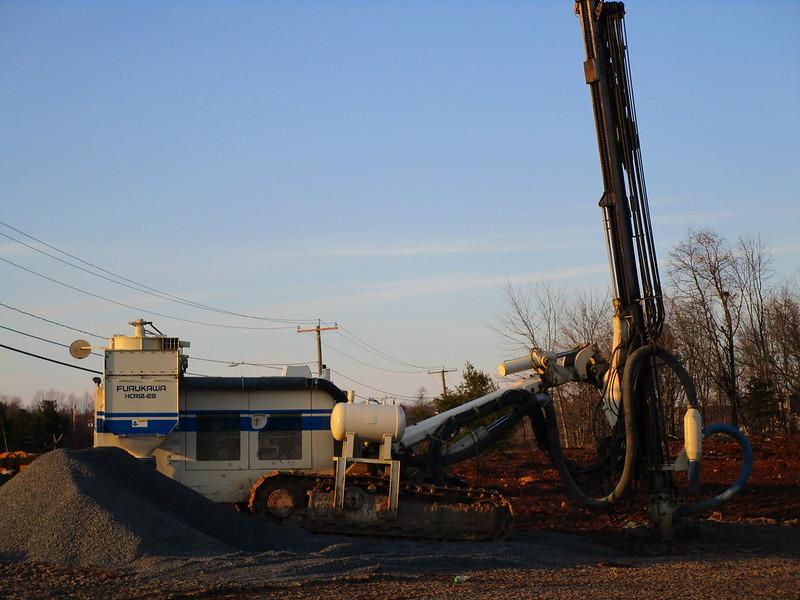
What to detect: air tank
<box><xmin>330</xmin><ymin>402</ymin><xmax>406</xmax><ymax>442</ymax></box>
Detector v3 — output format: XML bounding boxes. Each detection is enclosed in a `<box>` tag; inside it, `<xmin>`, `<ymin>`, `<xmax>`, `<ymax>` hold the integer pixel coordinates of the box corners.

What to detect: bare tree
<box><xmin>496</xmin><ymin>281</ymin><xmax>566</xmax><ymax>352</ymax></box>
<box><xmin>561</xmin><ymin>288</ymin><xmax>612</xmax><ymax>350</ymax></box>
<box><xmin>765</xmin><ymin>284</ymin><xmax>800</xmax><ymax>432</ymax></box>
<box><xmin>498</xmin><ymin>230</ymin><xmax>798</xmax><ymax>438</ymax></box>
<box><xmin>495</xmin><ymin>281</ymin><xmax>613</xmax><ymax>447</ymax></box>
<box><xmin>733</xmin><ymin>235</ymin><xmax>786</xmax><ymax>432</ymax></box>
<box><xmin>669</xmin><ymin>229</ymin><xmax>744</xmax><ymax>427</ymax></box>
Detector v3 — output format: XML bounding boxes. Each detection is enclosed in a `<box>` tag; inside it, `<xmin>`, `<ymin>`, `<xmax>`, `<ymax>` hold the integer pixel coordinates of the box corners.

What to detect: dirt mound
<box><xmin>0</xmin><ymin>447</ymin><xmax>321</xmax><ymax>567</ymax></box>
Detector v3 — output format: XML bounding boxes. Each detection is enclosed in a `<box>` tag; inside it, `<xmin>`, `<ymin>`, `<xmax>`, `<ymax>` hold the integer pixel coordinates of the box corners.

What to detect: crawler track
<box><xmin>248</xmin><ymin>471</ymin><xmax>514</xmax><ymax>541</ymax></box>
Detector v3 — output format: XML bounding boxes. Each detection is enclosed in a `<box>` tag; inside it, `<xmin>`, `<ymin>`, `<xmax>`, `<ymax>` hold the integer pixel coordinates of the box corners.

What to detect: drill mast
<box><xmin>576</xmin><ymin>0</ymin><xmax>664</xmax><ymax>344</ymax></box>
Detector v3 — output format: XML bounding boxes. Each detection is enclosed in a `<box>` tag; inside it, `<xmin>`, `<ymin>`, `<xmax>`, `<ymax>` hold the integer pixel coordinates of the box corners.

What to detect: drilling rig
<box><xmin>491</xmin><ymin>0</ymin><xmax>754</xmax><ymax>538</ymax></box>
<box><xmin>74</xmin><ymin>1</ymin><xmax>752</xmax><ymax>541</ymax></box>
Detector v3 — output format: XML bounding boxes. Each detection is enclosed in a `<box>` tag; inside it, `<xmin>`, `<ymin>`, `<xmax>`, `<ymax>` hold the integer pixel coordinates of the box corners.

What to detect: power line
<box><xmin>0</xmin><ymin>301</ymin><xmax>317</xmax><ymax>374</ymax></box>
<box><xmin>0</xmin><ymin>219</ymin><xmax>323</xmax><ymax>325</ymax></box>
<box><xmin>0</xmin><ymin>343</ymin><xmax>102</xmax><ymax>374</ymax></box>
<box><xmin>0</xmin><ymin>324</ymin><xmax>103</xmax><ymax>357</ymax></box>
<box><xmin>0</xmin><ymin>301</ymin><xmax>107</xmax><ymax>340</ymax></box>
<box><xmin>187</xmin><ymin>355</ymin><xmax>316</xmax><ymax>370</ymax></box>
<box><xmin>0</xmin><ymin>330</ymin><xmax>426</xmax><ymax>399</ymax></box>
<box><xmin>337</xmin><ymin>326</ymin><xmax>429</xmax><ymax>368</ymax></box>
<box><xmin>322</xmin><ymin>341</ymin><xmax>426</xmax><ymax>374</ymax></box>
<box><xmin>335</xmin><ymin>326</ymin><xmax>436</xmax><ymax>370</ymax></box>
<box><xmin>0</xmin><ymin>256</ymin><xmax>300</xmax><ymax>331</ymax></box>
<box><xmin>0</xmin><ymin>222</ymin><xmax>439</xmax><ymax>371</ymax></box>
<box><xmin>329</xmin><ymin>368</ymin><xmax>422</xmax><ymax>400</ymax></box>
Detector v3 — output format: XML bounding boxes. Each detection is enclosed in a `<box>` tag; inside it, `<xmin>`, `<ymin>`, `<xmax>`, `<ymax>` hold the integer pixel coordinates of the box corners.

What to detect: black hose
<box><xmin>425</xmin><ymin>389</ymin><xmax>538</xmax><ymax>483</ymax></box>
<box><xmin>439</xmin><ymin>399</ymin><xmax>541</xmax><ymax>465</ymax></box>
<box><xmin>545</xmin><ymin>343</ymin><xmax>697</xmax><ymax>510</ymax></box>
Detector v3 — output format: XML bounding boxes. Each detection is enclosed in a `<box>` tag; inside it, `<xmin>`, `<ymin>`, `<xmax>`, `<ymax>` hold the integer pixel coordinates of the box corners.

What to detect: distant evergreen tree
<box><xmin>434</xmin><ymin>362</ymin><xmax>497</xmax><ymax>413</ymax></box>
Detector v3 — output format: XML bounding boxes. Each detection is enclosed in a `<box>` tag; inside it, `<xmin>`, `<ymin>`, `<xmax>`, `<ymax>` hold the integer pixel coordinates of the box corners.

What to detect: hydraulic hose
<box><xmin>423</xmin><ymin>389</ymin><xmax>536</xmax><ymax>483</ymax></box>
<box><xmin>545</xmin><ymin>343</ymin><xmax>698</xmax><ymax>510</ymax></box>
<box><xmin>676</xmin><ymin>422</ymin><xmax>753</xmax><ymax>517</ymax></box>
<box><xmin>544</xmin><ymin>395</ymin><xmax>634</xmax><ymax>510</ymax></box>
<box><xmin>439</xmin><ymin>397</ymin><xmax>546</xmax><ymax>466</ymax></box>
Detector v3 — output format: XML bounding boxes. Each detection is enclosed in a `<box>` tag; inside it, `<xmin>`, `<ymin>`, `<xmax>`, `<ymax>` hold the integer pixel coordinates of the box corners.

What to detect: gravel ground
<box><xmin>1</xmin><ymin>525</ymin><xmax>797</xmax><ymax>599</ymax></box>
<box><xmin>1</xmin><ymin>447</ymin><xmax>798</xmax><ymax>599</ymax></box>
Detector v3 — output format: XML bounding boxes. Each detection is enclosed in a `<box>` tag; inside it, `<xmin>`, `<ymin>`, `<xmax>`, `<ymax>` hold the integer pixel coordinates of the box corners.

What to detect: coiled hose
<box><xmin>675</xmin><ymin>422</ymin><xmax>753</xmax><ymax>517</ymax></box>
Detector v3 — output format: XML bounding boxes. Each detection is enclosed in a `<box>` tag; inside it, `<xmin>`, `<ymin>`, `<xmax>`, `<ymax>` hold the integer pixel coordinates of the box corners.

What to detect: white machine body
<box><xmin>92</xmin><ymin>321</ymin><xmax>344</xmax><ymax>503</ymax></box>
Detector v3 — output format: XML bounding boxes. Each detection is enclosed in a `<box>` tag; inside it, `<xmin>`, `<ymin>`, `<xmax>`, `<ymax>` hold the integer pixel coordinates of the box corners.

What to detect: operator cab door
<box><xmin>248</xmin><ymin>390</ymin><xmax>312</xmax><ymax>470</ymax></box>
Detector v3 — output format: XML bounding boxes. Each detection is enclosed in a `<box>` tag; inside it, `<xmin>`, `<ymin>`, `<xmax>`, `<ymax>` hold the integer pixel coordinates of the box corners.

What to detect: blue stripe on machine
<box><xmin>95</xmin><ymin>414</ymin><xmax>331</xmax><ymax>433</ymax></box>
<box><xmin>103</xmin><ymin>419</ymin><xmax>178</xmax><ymax>436</ymax></box>
<box><xmin>179</xmin><ymin>415</ymin><xmax>330</xmax><ymax>432</ymax></box>
<box><xmin>184</xmin><ymin>409</ymin><xmax>333</xmax><ymax>415</ymax></box>
<box><xmin>98</xmin><ymin>409</ymin><xmax>333</xmax><ymax>417</ymax></box>
<box><xmin>97</xmin><ymin>411</ymin><xmax>177</xmax><ymax>418</ymax></box>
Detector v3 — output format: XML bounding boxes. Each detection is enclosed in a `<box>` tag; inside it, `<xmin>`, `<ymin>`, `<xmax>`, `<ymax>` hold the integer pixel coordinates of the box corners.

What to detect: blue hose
<box><xmin>676</xmin><ymin>422</ymin><xmax>753</xmax><ymax>517</ymax></box>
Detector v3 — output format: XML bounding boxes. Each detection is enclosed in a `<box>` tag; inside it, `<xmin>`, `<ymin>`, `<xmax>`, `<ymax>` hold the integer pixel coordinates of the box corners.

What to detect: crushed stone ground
<box><xmin>1</xmin><ymin>445</ymin><xmax>798</xmax><ymax>598</ymax></box>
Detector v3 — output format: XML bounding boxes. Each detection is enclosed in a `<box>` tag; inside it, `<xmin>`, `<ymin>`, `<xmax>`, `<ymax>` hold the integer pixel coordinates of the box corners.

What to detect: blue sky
<box><xmin>2</xmin><ymin>1</ymin><xmax>798</xmax><ymax>402</ymax></box>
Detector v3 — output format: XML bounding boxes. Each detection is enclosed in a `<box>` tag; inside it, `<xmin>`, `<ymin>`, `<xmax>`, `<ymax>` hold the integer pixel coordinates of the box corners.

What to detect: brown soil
<box><xmin>452</xmin><ymin>431</ymin><xmax>800</xmax><ymax>532</ymax></box>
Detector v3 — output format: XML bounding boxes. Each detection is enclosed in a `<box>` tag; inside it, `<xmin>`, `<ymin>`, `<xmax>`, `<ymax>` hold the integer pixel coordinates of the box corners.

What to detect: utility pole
<box><xmin>428</xmin><ymin>367</ymin><xmax>457</xmax><ymax>399</ymax></box>
<box><xmin>297</xmin><ymin>320</ymin><xmax>339</xmax><ymax>376</ymax></box>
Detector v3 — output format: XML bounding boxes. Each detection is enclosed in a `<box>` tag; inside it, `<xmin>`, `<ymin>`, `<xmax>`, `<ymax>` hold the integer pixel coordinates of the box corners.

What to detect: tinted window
<box><xmin>196</xmin><ymin>414</ymin><xmax>240</xmax><ymax>461</ymax></box>
<box><xmin>258</xmin><ymin>414</ymin><xmax>302</xmax><ymax>460</ymax></box>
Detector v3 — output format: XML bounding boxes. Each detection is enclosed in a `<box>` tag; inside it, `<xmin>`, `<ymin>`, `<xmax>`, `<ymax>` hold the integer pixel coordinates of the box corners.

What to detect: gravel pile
<box><xmin>0</xmin><ymin>447</ymin><xmax>628</xmax><ymax>583</ymax></box>
<box><xmin>0</xmin><ymin>447</ymin><xmax>324</xmax><ymax>567</ymax></box>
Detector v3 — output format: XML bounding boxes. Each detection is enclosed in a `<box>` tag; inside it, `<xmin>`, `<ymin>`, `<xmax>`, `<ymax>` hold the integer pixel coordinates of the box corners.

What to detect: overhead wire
<box><xmin>0</xmin><ymin>313</ymin><xmax>436</xmax><ymax>400</ymax></box>
<box><xmin>335</xmin><ymin>326</ymin><xmax>437</xmax><ymax>370</ymax></box>
<box><xmin>329</xmin><ymin>369</ymin><xmax>425</xmax><ymax>400</ymax></box>
<box><xmin>0</xmin><ymin>256</ymin><xmax>300</xmax><ymax>331</ymax></box>
<box><xmin>0</xmin><ymin>222</ymin><xmax>456</xmax><ymax>392</ymax></box>
<box><xmin>0</xmin><ymin>338</ymin><xmax>212</xmax><ymax>378</ymax></box>
<box><xmin>0</xmin><ymin>324</ymin><xmax>103</xmax><ymax>357</ymax></box>
<box><xmin>0</xmin><ymin>302</ymin><xmax>394</xmax><ymax>391</ymax></box>
<box><xmin>0</xmin><ymin>304</ymin><xmax>307</xmax><ymax>375</ymax></box>
<box><xmin>187</xmin><ymin>355</ymin><xmax>316</xmax><ymax>370</ymax></box>
<box><xmin>322</xmin><ymin>341</ymin><xmax>427</xmax><ymax>374</ymax></box>
<box><xmin>0</xmin><ymin>219</ymin><xmax>323</xmax><ymax>325</ymax></box>
<box><xmin>0</xmin><ymin>222</ymin><xmax>450</xmax><ymax>378</ymax></box>
<box><xmin>0</xmin><ymin>301</ymin><xmax>107</xmax><ymax>340</ymax></box>
<box><xmin>0</xmin><ymin>343</ymin><xmax>102</xmax><ymax>374</ymax></box>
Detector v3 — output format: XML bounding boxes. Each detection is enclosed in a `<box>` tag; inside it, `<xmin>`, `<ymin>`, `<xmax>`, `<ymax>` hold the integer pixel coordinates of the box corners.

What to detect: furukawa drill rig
<box><xmin>72</xmin><ymin>1</ymin><xmax>752</xmax><ymax>541</ymax></box>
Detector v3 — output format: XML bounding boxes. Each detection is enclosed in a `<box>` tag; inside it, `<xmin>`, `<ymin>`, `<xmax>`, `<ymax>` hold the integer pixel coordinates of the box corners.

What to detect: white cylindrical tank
<box><xmin>331</xmin><ymin>402</ymin><xmax>406</xmax><ymax>442</ymax></box>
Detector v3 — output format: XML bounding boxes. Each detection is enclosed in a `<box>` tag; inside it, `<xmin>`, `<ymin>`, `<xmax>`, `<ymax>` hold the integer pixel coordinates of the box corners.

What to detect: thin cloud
<box><xmin>653</xmin><ymin>210</ymin><xmax>741</xmax><ymax>226</ymax></box>
<box><xmin>270</xmin><ymin>264</ymin><xmax>608</xmax><ymax>311</ymax></box>
<box><xmin>773</xmin><ymin>242</ymin><xmax>800</xmax><ymax>257</ymax></box>
<box><xmin>0</xmin><ymin>242</ymin><xmax>35</xmax><ymax>256</ymax></box>
<box><xmin>257</xmin><ymin>233</ymin><xmax>598</xmax><ymax>260</ymax></box>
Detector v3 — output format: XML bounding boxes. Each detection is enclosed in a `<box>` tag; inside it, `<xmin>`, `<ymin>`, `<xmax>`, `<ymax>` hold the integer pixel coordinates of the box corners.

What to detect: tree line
<box><xmin>0</xmin><ymin>390</ymin><xmax>94</xmax><ymax>453</ymax></box>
